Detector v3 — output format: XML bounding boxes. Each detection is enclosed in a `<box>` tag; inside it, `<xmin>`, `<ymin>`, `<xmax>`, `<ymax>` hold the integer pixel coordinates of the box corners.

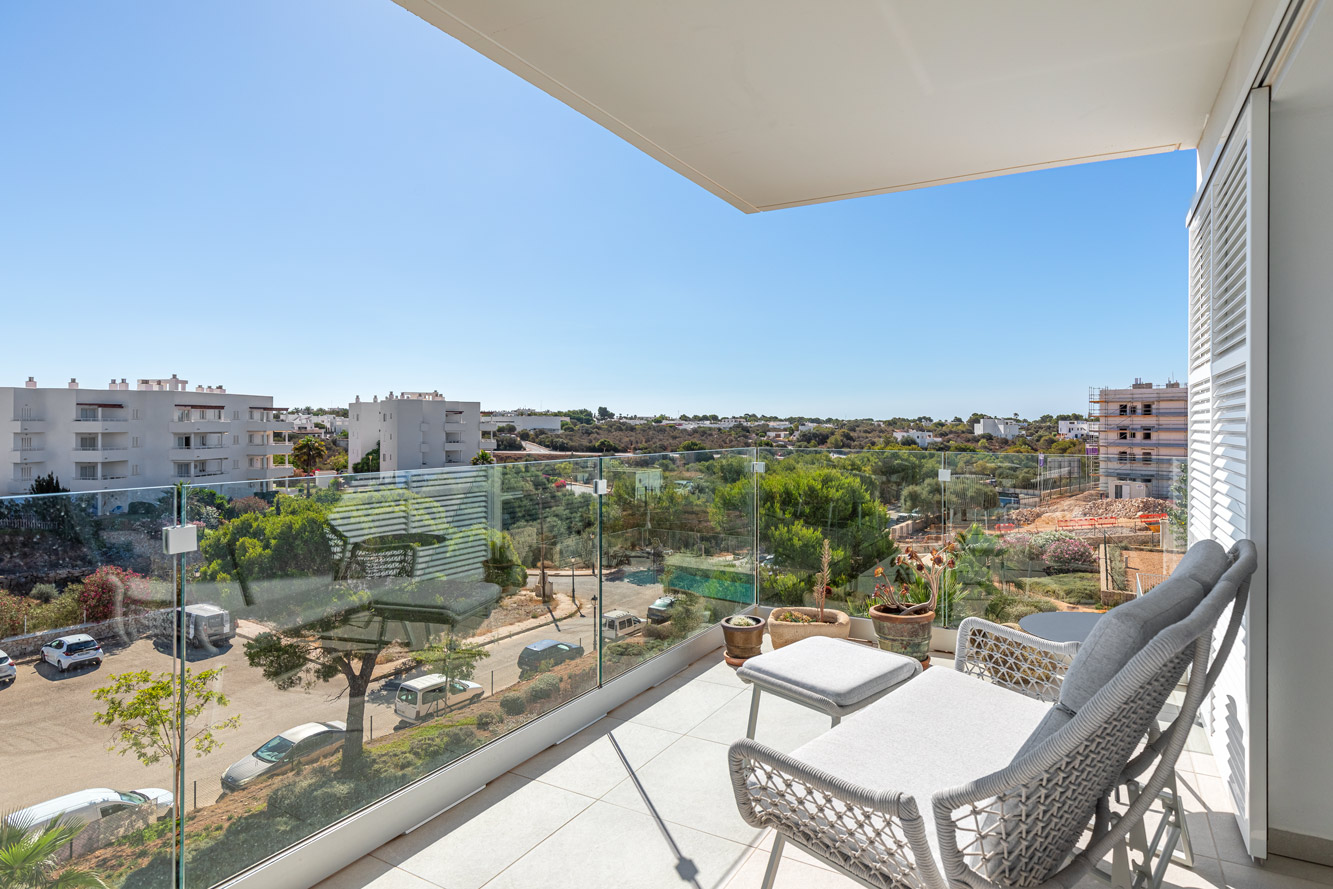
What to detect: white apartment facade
<box><xmin>288</xmin><ymin>413</ymin><xmax>349</xmax><ymax>438</ymax></box>
<box><xmin>2</xmin><ymin>375</ymin><xmax>293</xmax><ymax>504</ymax></box>
<box><xmin>483</xmin><ymin>413</ymin><xmax>569</xmax><ymax>433</ymax></box>
<box><xmin>973</xmin><ymin>417</ymin><xmax>1027</xmax><ymax>438</ymax></box>
<box><xmin>1057</xmin><ymin>419</ymin><xmax>1092</xmax><ymax>440</ymax></box>
<box><xmin>349</xmin><ymin>391</ymin><xmax>486</xmax><ymax>472</ymax></box>
<box><xmin>900</xmin><ymin>429</ymin><xmax>940</xmax><ymax>447</ymax></box>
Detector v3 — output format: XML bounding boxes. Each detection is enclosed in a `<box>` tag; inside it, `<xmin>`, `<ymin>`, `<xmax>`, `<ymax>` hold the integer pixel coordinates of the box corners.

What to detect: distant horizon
<box><xmin>2</xmin><ymin>1</ymin><xmax>1192</xmax><ymax>419</ymax></box>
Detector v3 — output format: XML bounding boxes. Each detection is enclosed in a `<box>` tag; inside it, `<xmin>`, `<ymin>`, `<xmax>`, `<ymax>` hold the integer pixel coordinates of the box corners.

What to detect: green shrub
<box><xmin>499</xmin><ymin>693</ymin><xmax>526</xmax><ymax>715</ymax></box>
<box><xmin>643</xmin><ymin>622</ymin><xmax>671</xmax><ymax>641</ymax></box>
<box><xmin>984</xmin><ymin>592</ymin><xmax>1058</xmax><ymax>625</ymax></box>
<box><xmin>527</xmin><ymin>673</ymin><xmax>561</xmax><ymax>702</ymax></box>
<box><xmin>604</xmin><ymin>641</ymin><xmax>641</xmax><ymax>658</ymax></box>
<box><xmin>475</xmin><ymin>710</ymin><xmax>502</xmax><ymax>731</ymax></box>
<box><xmin>29</xmin><ymin>590</ymin><xmax>82</xmax><ymax>632</ymax></box>
<box><xmin>28</xmin><ymin>583</ymin><xmax>58</xmax><ymax>604</ymax></box>
<box><xmin>1018</xmin><ymin>573</ymin><xmax>1100</xmax><ymax>603</ymax></box>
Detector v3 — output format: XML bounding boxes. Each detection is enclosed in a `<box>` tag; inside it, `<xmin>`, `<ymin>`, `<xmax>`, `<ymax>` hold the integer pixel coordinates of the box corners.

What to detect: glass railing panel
<box><xmin>756</xmin><ymin>447</ymin><xmax>938</xmax><ymax>623</ymax></box>
<box><xmin>492</xmin><ymin>458</ymin><xmax>600</xmax><ymax>697</ymax></box>
<box><xmin>0</xmin><ymin>483</ymin><xmax>180</xmax><ymax>888</ymax></box>
<box><xmin>755</xmin><ymin>449</ymin><xmax>1189</xmax><ymax>635</ymax></box>
<box><xmin>599</xmin><ymin>449</ymin><xmax>754</xmax><ymax>681</ymax></box>
<box><xmin>944</xmin><ymin>452</ymin><xmax>1187</xmax><ymax>628</ymax></box>
<box><xmin>174</xmin><ymin>460</ymin><xmax>602</xmax><ymax>886</ymax></box>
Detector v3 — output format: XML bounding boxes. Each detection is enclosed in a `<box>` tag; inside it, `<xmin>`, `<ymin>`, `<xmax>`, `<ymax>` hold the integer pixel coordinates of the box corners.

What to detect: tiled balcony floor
<box><xmin>316</xmin><ymin>648</ymin><xmax>1333</xmax><ymax>889</ymax></box>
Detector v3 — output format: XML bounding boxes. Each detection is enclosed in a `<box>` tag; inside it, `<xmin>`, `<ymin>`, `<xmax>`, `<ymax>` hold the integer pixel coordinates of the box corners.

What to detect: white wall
<box><xmin>1266</xmin><ymin>3</ymin><xmax>1333</xmax><ymax>858</ymax></box>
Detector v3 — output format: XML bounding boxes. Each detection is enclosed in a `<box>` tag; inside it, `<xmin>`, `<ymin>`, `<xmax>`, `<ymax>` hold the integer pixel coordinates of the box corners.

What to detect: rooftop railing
<box><xmin>0</xmin><ymin>447</ymin><xmax>1186</xmax><ymax>888</ymax></box>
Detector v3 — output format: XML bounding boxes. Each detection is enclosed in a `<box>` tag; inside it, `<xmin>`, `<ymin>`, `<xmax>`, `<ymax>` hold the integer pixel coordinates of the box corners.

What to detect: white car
<box><xmin>40</xmin><ymin>634</ymin><xmax>103</xmax><ymax>672</ymax></box>
<box><xmin>394</xmin><ymin>675</ymin><xmax>485</xmax><ymax>724</ymax></box>
<box><xmin>0</xmin><ymin>648</ymin><xmax>15</xmax><ymax>685</ymax></box>
<box><xmin>6</xmin><ymin>787</ymin><xmax>173</xmax><ymax>832</ymax></box>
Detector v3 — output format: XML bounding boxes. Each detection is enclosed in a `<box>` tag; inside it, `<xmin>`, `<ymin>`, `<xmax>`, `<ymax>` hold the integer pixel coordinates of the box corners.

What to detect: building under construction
<box><xmin>1089</xmin><ymin>380</ymin><xmax>1186</xmax><ymax>499</ymax></box>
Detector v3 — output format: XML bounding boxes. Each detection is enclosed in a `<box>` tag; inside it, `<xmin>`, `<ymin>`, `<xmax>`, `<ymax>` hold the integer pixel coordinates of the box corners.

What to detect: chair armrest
<box><xmin>953</xmin><ymin>617</ymin><xmax>1079</xmax><ymax>703</ymax></box>
<box><xmin>728</xmin><ymin>738</ymin><xmax>946</xmax><ymax>889</ymax></box>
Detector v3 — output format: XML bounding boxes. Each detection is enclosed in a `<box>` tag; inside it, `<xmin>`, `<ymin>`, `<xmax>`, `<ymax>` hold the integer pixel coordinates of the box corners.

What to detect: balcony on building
<box><xmin>4</xmin><ymin>2</ymin><xmax>1333</xmax><ymax>889</ymax></box>
<box><xmin>170</xmin><ymin>405</ymin><xmax>231</xmax><ymax>435</ymax></box>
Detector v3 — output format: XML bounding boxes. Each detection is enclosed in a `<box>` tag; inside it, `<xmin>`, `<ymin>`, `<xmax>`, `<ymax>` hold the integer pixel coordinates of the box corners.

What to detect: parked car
<box><xmin>6</xmin><ymin>787</ymin><xmax>173</xmax><ymax>832</ymax></box>
<box><xmin>40</xmin><ymin>634</ymin><xmax>103</xmax><ymax>672</ymax></box>
<box><xmin>517</xmin><ymin>639</ymin><xmax>585</xmax><ymax>672</ymax></box>
<box><xmin>0</xmin><ymin>648</ymin><xmax>15</xmax><ymax>685</ymax></box>
<box><xmin>601</xmin><ymin>610</ymin><xmax>645</xmax><ymax>642</ymax></box>
<box><xmin>221</xmin><ymin>721</ymin><xmax>347</xmax><ymax>793</ymax></box>
<box><xmin>394</xmin><ymin>674</ymin><xmax>484</xmax><ymax>723</ymax></box>
<box><xmin>647</xmin><ymin>595</ymin><xmax>678</xmax><ymax>623</ymax></box>
<box><xmin>174</xmin><ymin>603</ymin><xmax>236</xmax><ymax>648</ymax></box>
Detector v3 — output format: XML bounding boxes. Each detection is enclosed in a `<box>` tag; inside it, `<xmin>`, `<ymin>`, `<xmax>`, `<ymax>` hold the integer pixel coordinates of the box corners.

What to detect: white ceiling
<box><xmin>396</xmin><ymin>0</ymin><xmax>1256</xmax><ymax>212</ymax></box>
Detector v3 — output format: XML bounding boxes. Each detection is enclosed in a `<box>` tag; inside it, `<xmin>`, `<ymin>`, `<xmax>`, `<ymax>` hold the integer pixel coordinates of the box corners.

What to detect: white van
<box><xmin>6</xmin><ymin>787</ymin><xmax>173</xmax><ymax>832</ymax></box>
<box><xmin>601</xmin><ymin>610</ymin><xmax>645</xmax><ymax>642</ymax></box>
<box><xmin>394</xmin><ymin>674</ymin><xmax>484</xmax><ymax>723</ymax></box>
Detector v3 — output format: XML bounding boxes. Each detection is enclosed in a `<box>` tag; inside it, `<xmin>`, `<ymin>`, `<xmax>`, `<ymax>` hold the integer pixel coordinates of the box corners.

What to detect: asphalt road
<box><xmin>0</xmin><ymin>574</ymin><xmax>667</xmax><ymax>816</ymax></box>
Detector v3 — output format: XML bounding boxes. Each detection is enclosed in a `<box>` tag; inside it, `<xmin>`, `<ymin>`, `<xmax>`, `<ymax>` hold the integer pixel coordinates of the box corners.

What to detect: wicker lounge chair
<box><xmin>729</xmin><ymin>539</ymin><xmax>1257</xmax><ymax>889</ymax></box>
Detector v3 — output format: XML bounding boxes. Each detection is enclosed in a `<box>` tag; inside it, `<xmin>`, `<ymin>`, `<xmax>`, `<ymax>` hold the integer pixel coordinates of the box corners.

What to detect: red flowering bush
<box><xmin>0</xmin><ymin>592</ymin><xmax>33</xmax><ymax>637</ymax></box>
<box><xmin>79</xmin><ymin>565</ymin><xmax>149</xmax><ymax>622</ymax></box>
<box><xmin>1043</xmin><ymin>537</ymin><xmax>1096</xmax><ymax>570</ymax></box>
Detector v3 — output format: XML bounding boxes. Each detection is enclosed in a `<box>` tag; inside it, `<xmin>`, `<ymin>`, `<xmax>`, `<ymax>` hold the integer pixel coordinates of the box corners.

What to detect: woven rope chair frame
<box><xmin>729</xmin><ymin>541</ymin><xmax>1257</xmax><ymax>889</ymax></box>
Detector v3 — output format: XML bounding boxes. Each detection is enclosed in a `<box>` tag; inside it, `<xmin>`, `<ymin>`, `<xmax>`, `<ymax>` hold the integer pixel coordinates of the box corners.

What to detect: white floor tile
<box><xmin>482</xmin><ymin>800</ymin><xmax>752</xmax><ymax>889</ymax></box>
<box><xmin>510</xmin><ymin>715</ymin><xmax>680</xmax><ymax>798</ymax></box>
<box><xmin>314</xmin><ymin>857</ymin><xmax>441</xmax><ymax>889</ymax></box>
<box><xmin>609</xmin><ymin>673</ymin><xmax>746</xmax><ymax>734</ymax></box>
<box><xmin>680</xmin><ymin>653</ymin><xmax>750</xmax><ymax>689</ymax></box>
<box><xmin>373</xmin><ymin>773</ymin><xmax>593</xmax><ymax>889</ymax></box>
<box><xmin>722</xmin><ymin>849</ymin><xmax>861</xmax><ymax>889</ymax></box>
<box><xmin>601</xmin><ymin>734</ymin><xmax>768</xmax><ymax>846</ymax></box>
<box><xmin>689</xmin><ymin>686</ymin><xmax>832</xmax><ymax>752</ymax></box>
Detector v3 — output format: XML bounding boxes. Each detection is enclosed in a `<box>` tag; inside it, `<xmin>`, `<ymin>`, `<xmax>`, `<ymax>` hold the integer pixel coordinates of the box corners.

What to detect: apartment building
<box><xmin>288</xmin><ymin>413</ymin><xmax>349</xmax><ymax>439</ymax></box>
<box><xmin>349</xmin><ymin>391</ymin><xmax>486</xmax><ymax>472</ymax></box>
<box><xmin>973</xmin><ymin>417</ymin><xmax>1027</xmax><ymax>438</ymax></box>
<box><xmin>483</xmin><ymin>413</ymin><xmax>569</xmax><ymax>433</ymax></box>
<box><xmin>899</xmin><ymin>429</ymin><xmax>940</xmax><ymax>447</ymax></box>
<box><xmin>1090</xmin><ymin>380</ymin><xmax>1187</xmax><ymax>499</ymax></box>
<box><xmin>1058</xmin><ymin>419</ymin><xmax>1093</xmax><ymax>440</ymax></box>
<box><xmin>2</xmin><ymin>374</ymin><xmax>293</xmax><ymax>505</ymax></box>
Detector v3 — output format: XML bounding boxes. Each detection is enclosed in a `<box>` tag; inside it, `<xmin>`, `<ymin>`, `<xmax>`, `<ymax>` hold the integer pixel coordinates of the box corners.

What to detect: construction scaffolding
<box><xmin>1088</xmin><ymin>379</ymin><xmax>1187</xmax><ymax>499</ymax></box>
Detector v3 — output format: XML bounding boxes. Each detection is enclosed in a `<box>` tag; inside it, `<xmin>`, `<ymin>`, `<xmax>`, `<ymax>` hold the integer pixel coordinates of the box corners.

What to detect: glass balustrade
<box><xmin>0</xmin><ymin>447</ymin><xmax>1185</xmax><ymax>886</ymax></box>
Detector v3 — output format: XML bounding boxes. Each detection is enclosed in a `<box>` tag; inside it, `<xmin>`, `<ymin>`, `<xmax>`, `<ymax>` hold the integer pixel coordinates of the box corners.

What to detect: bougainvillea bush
<box><xmin>1042</xmin><ymin>537</ymin><xmax>1097</xmax><ymax>570</ymax></box>
<box><xmin>79</xmin><ymin>565</ymin><xmax>151</xmax><ymax>622</ymax></box>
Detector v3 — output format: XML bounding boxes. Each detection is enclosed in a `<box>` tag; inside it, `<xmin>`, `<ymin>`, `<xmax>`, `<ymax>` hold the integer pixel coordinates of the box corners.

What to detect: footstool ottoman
<box><xmin>736</xmin><ymin>635</ymin><xmax>922</xmax><ymax>739</ymax></box>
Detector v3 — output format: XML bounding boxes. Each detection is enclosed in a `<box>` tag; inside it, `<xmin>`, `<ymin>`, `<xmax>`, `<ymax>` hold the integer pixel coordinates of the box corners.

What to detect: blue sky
<box><xmin>0</xmin><ymin>1</ymin><xmax>1197</xmax><ymax>420</ymax></box>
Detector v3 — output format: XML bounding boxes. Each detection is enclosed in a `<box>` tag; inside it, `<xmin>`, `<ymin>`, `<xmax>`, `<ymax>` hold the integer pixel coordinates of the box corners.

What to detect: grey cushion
<box><xmin>1171</xmin><ymin>538</ymin><xmax>1231</xmax><ymax>589</ymax></box>
<box><xmin>783</xmin><ymin>667</ymin><xmax>1050</xmax><ymax>853</ymax></box>
<box><xmin>738</xmin><ymin>637</ymin><xmax>919</xmax><ymax>708</ymax></box>
<box><xmin>1056</xmin><ymin>539</ymin><xmax>1229</xmax><ymax>715</ymax></box>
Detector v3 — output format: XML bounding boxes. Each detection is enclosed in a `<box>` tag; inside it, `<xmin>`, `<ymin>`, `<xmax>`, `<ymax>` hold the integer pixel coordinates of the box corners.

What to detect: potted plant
<box><xmin>721</xmin><ymin>613</ymin><xmax>767</xmax><ymax>665</ymax></box>
<box><xmin>767</xmin><ymin>539</ymin><xmax>851</xmax><ymax>648</ymax></box>
<box><xmin>869</xmin><ymin>543</ymin><xmax>955</xmax><ymax>665</ymax></box>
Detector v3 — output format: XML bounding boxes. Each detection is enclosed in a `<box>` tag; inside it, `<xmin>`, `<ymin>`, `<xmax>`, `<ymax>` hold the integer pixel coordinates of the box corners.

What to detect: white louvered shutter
<box><xmin>1185</xmin><ymin>88</ymin><xmax>1268</xmax><ymax>859</ymax></box>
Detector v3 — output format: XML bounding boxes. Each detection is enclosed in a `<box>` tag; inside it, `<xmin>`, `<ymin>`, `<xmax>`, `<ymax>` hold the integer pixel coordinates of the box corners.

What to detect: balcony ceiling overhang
<box><xmin>396</xmin><ymin>0</ymin><xmax>1255</xmax><ymax>212</ymax></box>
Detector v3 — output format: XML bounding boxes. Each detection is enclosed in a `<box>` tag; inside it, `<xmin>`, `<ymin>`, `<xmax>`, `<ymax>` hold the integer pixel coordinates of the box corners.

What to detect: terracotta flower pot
<box><xmin>721</xmin><ymin>614</ymin><xmax>767</xmax><ymax>662</ymax></box>
<box><xmin>869</xmin><ymin>605</ymin><xmax>935</xmax><ymax>664</ymax></box>
<box><xmin>767</xmin><ymin>607</ymin><xmax>851</xmax><ymax>649</ymax></box>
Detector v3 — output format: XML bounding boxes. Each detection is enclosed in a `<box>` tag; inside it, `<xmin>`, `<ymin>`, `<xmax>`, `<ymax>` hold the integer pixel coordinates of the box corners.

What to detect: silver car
<box><xmin>0</xmin><ymin>648</ymin><xmax>15</xmax><ymax>685</ymax></box>
<box><xmin>221</xmin><ymin>721</ymin><xmax>346</xmax><ymax>793</ymax></box>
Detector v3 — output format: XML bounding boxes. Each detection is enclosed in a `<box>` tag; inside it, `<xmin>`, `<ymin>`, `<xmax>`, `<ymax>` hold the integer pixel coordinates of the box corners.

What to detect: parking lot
<box><xmin>0</xmin><ymin>573</ymin><xmax>669</xmax><ymax>817</ymax></box>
